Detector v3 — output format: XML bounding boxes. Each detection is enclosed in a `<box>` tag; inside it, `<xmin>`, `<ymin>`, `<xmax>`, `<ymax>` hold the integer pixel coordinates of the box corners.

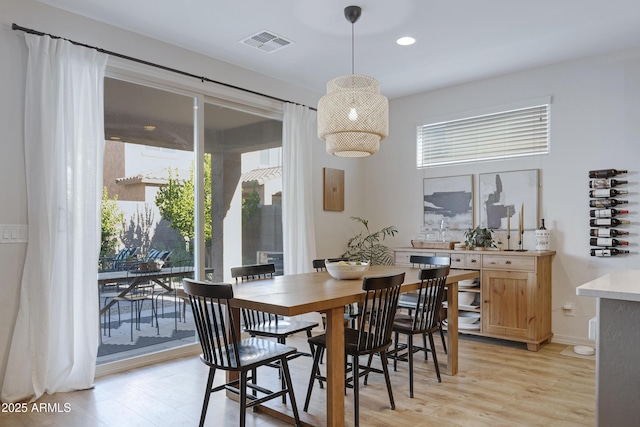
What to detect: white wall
<box><xmin>364</xmin><ymin>47</ymin><xmax>640</xmax><ymax>345</ymax></box>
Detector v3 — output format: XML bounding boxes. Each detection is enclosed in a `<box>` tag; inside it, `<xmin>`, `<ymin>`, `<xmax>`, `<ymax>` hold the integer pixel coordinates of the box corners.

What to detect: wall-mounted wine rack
<box><xmin>588</xmin><ymin>169</ymin><xmax>630</xmax><ymax>257</ymax></box>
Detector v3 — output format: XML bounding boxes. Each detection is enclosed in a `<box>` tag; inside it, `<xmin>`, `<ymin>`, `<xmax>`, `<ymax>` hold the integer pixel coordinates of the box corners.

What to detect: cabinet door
<box><xmin>482</xmin><ymin>269</ymin><xmax>535</xmax><ymax>339</ymax></box>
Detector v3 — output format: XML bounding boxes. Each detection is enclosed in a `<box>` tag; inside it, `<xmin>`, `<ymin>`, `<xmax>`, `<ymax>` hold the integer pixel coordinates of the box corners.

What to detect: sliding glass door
<box><xmin>98</xmin><ymin>75</ymin><xmax>284</xmax><ymax>365</ymax></box>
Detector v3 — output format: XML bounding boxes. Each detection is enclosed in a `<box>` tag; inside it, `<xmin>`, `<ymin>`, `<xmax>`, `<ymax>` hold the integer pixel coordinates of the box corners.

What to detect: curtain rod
<box><xmin>11</xmin><ymin>23</ymin><xmax>316</xmax><ymax>111</ymax></box>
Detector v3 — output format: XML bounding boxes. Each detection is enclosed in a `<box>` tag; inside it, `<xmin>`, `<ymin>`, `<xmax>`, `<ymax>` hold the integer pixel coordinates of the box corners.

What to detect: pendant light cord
<box><xmin>351</xmin><ymin>22</ymin><xmax>355</xmax><ymax>75</ymax></box>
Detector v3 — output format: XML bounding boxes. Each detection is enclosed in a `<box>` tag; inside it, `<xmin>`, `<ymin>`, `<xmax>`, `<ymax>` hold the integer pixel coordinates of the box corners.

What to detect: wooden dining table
<box><xmin>228</xmin><ymin>265</ymin><xmax>480</xmax><ymax>427</ymax></box>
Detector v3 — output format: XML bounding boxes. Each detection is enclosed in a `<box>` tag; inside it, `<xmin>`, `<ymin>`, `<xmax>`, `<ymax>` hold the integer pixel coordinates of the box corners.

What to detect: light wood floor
<box><xmin>0</xmin><ymin>334</ymin><xmax>595</xmax><ymax>426</ymax></box>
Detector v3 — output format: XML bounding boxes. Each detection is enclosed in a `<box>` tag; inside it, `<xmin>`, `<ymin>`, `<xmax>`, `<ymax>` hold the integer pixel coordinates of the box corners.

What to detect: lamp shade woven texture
<box><xmin>318</xmin><ymin>74</ymin><xmax>388</xmax><ymax>157</ymax></box>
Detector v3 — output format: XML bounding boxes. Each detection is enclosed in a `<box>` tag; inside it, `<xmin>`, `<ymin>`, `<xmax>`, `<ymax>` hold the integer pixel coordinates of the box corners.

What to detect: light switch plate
<box><xmin>0</xmin><ymin>224</ymin><xmax>28</xmax><ymax>244</ymax></box>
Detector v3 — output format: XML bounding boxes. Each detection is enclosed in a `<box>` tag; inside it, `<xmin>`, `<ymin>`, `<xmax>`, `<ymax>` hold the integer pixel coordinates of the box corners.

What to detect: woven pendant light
<box><xmin>317</xmin><ymin>6</ymin><xmax>389</xmax><ymax>157</ymax></box>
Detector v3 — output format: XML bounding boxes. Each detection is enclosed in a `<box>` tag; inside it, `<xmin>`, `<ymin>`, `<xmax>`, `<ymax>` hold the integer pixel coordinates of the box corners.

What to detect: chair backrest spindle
<box><xmin>312</xmin><ymin>258</ymin><xmax>349</xmax><ymax>272</ymax></box>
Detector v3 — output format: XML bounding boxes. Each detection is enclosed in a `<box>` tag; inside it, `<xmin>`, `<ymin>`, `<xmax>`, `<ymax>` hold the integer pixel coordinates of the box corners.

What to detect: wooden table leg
<box><xmin>226</xmin><ymin>305</ymin><xmax>240</xmax><ymax>390</ymax></box>
<box><xmin>445</xmin><ymin>281</ymin><xmax>458</xmax><ymax>376</ymax></box>
<box><xmin>325</xmin><ymin>306</ymin><xmax>345</xmax><ymax>427</ymax></box>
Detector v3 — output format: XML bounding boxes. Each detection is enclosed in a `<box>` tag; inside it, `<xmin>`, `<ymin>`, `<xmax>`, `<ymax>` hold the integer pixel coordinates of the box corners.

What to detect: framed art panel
<box><xmin>423</xmin><ymin>175</ymin><xmax>473</xmax><ymax>230</ymax></box>
<box><xmin>323</xmin><ymin>168</ymin><xmax>344</xmax><ymax>211</ymax></box>
<box><xmin>479</xmin><ymin>169</ymin><xmax>539</xmax><ymax>230</ymax></box>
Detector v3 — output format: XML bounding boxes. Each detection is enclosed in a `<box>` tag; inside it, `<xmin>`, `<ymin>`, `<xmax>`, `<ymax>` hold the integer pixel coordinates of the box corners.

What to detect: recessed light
<box><xmin>144</xmin><ymin>125</ymin><xmax>156</xmax><ymax>131</ymax></box>
<box><xmin>397</xmin><ymin>36</ymin><xmax>416</xmax><ymax>46</ymax></box>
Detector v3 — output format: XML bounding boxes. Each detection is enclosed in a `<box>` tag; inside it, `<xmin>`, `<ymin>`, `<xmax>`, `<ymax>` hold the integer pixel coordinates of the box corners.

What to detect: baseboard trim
<box><xmin>95</xmin><ymin>343</ymin><xmax>200</xmax><ymax>378</ymax></box>
<box><xmin>550</xmin><ymin>334</ymin><xmax>596</xmax><ymax>347</ymax></box>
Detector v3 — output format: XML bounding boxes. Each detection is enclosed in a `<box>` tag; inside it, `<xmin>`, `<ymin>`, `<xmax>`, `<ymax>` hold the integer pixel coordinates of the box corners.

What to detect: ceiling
<box><xmin>104</xmin><ymin>77</ymin><xmax>282</xmax><ymax>152</ymax></box>
<box><xmin>37</xmin><ymin>0</ymin><xmax>640</xmax><ymax>100</ymax></box>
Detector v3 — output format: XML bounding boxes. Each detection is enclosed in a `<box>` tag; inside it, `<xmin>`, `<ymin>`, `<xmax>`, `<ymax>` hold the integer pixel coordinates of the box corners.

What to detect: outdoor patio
<box><xmin>98</xmin><ymin>298</ymin><xmax>197</xmax><ymax>365</ymax></box>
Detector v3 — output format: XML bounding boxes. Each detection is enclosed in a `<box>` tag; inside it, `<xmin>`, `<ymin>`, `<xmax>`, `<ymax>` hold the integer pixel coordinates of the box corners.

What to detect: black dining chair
<box><xmin>183</xmin><ymin>278</ymin><xmax>301</xmax><ymax>427</ymax></box>
<box><xmin>231</xmin><ymin>264</ymin><xmax>319</xmax><ymax>356</ymax></box>
<box><xmin>312</xmin><ymin>258</ymin><xmax>359</xmax><ymax>328</ymax></box>
<box><xmin>388</xmin><ymin>266</ymin><xmax>450</xmax><ymax>395</ymax></box>
<box><xmin>397</xmin><ymin>255</ymin><xmax>450</xmax><ymax>355</ymax></box>
<box><xmin>303</xmin><ymin>272</ymin><xmax>405</xmax><ymax>427</ymax></box>
<box><xmin>231</xmin><ymin>263</ymin><xmax>321</xmax><ymax>399</ymax></box>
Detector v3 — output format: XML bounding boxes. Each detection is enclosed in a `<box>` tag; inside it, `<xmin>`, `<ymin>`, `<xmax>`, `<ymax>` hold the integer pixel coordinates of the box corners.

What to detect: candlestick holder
<box><xmin>505</xmin><ymin>233</ymin><xmax>515</xmax><ymax>251</ymax></box>
<box><xmin>516</xmin><ymin>230</ymin><xmax>527</xmax><ymax>251</ymax></box>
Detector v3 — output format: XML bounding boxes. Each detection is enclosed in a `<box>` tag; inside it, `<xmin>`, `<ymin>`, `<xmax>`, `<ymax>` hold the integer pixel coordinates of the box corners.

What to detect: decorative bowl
<box><xmin>325</xmin><ymin>260</ymin><xmax>370</xmax><ymax>280</ymax></box>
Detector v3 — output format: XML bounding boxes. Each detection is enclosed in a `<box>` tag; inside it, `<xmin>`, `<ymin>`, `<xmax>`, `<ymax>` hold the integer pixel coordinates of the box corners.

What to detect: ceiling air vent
<box><xmin>241</xmin><ymin>30</ymin><xmax>293</xmax><ymax>53</ymax></box>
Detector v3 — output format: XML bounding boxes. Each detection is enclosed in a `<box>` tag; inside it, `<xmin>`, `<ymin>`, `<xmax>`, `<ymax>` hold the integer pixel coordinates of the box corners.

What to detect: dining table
<box><xmin>228</xmin><ymin>265</ymin><xmax>480</xmax><ymax>427</ymax></box>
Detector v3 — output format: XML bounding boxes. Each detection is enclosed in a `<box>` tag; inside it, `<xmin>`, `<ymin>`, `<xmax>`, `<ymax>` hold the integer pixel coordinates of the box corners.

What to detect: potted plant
<box><xmin>341</xmin><ymin>217</ymin><xmax>398</xmax><ymax>265</ymax></box>
<box><xmin>463</xmin><ymin>226</ymin><xmax>500</xmax><ymax>250</ymax></box>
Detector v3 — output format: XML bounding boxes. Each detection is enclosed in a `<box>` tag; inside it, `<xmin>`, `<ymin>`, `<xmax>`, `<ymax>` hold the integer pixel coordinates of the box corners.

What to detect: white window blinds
<box><xmin>417</xmin><ymin>103</ymin><xmax>549</xmax><ymax>168</ymax></box>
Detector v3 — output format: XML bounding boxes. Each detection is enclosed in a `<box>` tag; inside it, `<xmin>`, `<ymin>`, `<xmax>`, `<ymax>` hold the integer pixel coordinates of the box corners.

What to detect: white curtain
<box><xmin>282</xmin><ymin>103</ymin><xmax>317</xmax><ymax>274</ymax></box>
<box><xmin>1</xmin><ymin>34</ymin><xmax>108</xmax><ymax>402</ymax></box>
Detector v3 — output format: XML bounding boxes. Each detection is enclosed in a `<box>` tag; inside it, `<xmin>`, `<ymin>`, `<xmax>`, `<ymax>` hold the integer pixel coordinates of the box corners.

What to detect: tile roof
<box><xmin>115</xmin><ymin>167</ymin><xmax>189</xmax><ymax>186</ymax></box>
<box><xmin>241</xmin><ymin>166</ymin><xmax>281</xmax><ymax>185</ymax></box>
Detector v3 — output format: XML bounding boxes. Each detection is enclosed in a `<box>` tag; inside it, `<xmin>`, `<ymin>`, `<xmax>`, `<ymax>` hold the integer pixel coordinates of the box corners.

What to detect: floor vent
<box><xmin>241</xmin><ymin>30</ymin><xmax>293</xmax><ymax>53</ymax></box>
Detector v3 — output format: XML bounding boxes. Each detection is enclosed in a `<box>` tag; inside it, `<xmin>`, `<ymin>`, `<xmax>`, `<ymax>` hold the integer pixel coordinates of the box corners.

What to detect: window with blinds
<box><xmin>417</xmin><ymin>103</ymin><xmax>549</xmax><ymax>168</ymax></box>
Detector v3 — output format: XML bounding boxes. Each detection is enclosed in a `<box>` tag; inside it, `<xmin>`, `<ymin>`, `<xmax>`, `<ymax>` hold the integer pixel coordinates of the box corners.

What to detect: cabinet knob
<box><xmin>483</xmin><ymin>300</ymin><xmax>488</xmax><ymax>304</ymax></box>
<box><xmin>470</xmin><ymin>259</ymin><xmax>477</xmax><ymax>263</ymax></box>
<box><xmin>505</xmin><ymin>260</ymin><xmax>511</xmax><ymax>265</ymax></box>
<box><xmin>454</xmin><ymin>258</ymin><xmax>461</xmax><ymax>262</ymax></box>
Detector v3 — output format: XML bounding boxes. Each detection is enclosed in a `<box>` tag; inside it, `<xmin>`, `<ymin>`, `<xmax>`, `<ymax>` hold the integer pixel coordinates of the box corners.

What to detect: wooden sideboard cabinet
<box><xmin>394</xmin><ymin>247</ymin><xmax>555</xmax><ymax>351</ymax></box>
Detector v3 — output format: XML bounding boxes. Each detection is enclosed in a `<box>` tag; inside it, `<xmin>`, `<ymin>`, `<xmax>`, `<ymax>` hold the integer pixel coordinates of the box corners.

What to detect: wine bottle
<box><xmin>590</xmin><ymin>218</ymin><xmax>631</xmax><ymax>227</ymax></box>
<box><xmin>589</xmin><ymin>178</ymin><xmax>628</xmax><ymax>189</ymax></box>
<box><xmin>589</xmin><ymin>189</ymin><xmax>629</xmax><ymax>198</ymax></box>
<box><xmin>590</xmin><ymin>228</ymin><xmax>629</xmax><ymax>237</ymax></box>
<box><xmin>590</xmin><ymin>237</ymin><xmax>629</xmax><ymax>247</ymax></box>
<box><xmin>589</xmin><ymin>209</ymin><xmax>629</xmax><ymax>218</ymax></box>
<box><xmin>589</xmin><ymin>199</ymin><xmax>628</xmax><ymax>208</ymax></box>
<box><xmin>590</xmin><ymin>248</ymin><xmax>630</xmax><ymax>256</ymax></box>
<box><xmin>588</xmin><ymin>169</ymin><xmax>628</xmax><ymax>178</ymax></box>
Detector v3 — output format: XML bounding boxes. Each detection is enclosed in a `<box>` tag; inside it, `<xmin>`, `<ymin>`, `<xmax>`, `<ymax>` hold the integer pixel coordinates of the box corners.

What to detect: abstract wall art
<box><xmin>423</xmin><ymin>175</ymin><xmax>473</xmax><ymax>230</ymax></box>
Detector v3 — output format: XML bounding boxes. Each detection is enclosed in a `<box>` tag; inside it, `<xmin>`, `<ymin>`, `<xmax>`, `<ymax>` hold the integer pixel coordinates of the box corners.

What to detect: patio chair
<box><xmin>99</xmin><ymin>246</ymin><xmax>139</xmax><ymax>272</ymax></box>
<box><xmin>112</xmin><ymin>268</ymin><xmax>159</xmax><ymax>341</ymax></box>
<box><xmin>183</xmin><ymin>278</ymin><xmax>301</xmax><ymax>427</ymax></box>
<box><xmin>98</xmin><ymin>246</ymin><xmax>140</xmax><ymax>337</ymax></box>
<box><xmin>153</xmin><ymin>259</ymin><xmax>194</xmax><ymax>330</ymax></box>
<box><xmin>141</xmin><ymin>248</ymin><xmax>171</xmax><ymax>269</ymax></box>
